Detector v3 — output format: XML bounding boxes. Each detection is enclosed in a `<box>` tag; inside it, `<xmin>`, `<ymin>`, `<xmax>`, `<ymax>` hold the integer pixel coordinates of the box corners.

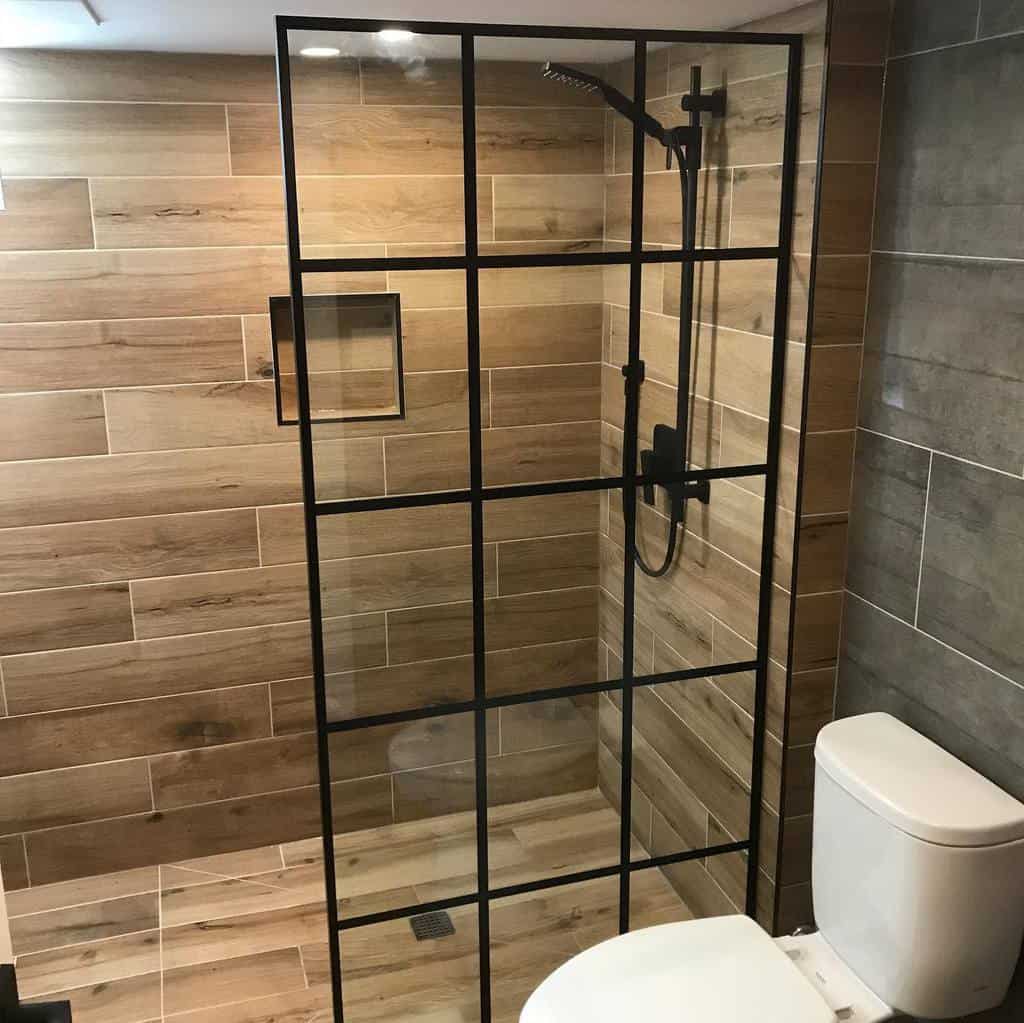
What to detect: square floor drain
<box><xmin>410</xmin><ymin>910</ymin><xmax>455</xmax><ymax>940</ymax></box>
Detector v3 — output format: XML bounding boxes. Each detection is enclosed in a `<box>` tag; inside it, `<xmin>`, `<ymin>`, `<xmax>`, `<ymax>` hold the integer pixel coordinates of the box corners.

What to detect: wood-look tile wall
<box><xmin>0</xmin><ymin>48</ymin><xmax>607</xmax><ymax>888</ymax></box>
<box><xmin>595</xmin><ymin>1</ymin><xmax>840</xmax><ymax>932</ymax></box>
<box><xmin>771</xmin><ymin>0</ymin><xmax>893</xmax><ymax>934</ymax></box>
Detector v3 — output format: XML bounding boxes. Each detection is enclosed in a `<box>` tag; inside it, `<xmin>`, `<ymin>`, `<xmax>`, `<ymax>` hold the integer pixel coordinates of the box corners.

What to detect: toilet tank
<box><xmin>811</xmin><ymin>713</ymin><xmax>1024</xmax><ymax>1020</ymax></box>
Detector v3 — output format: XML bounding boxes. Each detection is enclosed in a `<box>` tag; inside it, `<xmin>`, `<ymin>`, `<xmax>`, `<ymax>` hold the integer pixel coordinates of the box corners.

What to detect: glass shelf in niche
<box><xmin>269</xmin><ymin>293</ymin><xmax>406</xmax><ymax>426</ymax></box>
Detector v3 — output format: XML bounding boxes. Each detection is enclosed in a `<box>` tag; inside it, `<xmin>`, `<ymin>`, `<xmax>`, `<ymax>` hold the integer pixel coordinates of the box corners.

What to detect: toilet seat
<box><xmin>520</xmin><ymin>915</ymin><xmax>838</xmax><ymax>1023</ymax></box>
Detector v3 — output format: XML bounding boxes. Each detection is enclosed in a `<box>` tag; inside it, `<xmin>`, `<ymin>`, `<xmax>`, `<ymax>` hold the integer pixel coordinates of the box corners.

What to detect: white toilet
<box><xmin>521</xmin><ymin>712</ymin><xmax>1024</xmax><ymax>1022</ymax></box>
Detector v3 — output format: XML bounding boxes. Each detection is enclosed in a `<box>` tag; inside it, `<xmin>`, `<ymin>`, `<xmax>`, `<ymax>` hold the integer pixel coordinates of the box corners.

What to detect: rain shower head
<box><xmin>540</xmin><ymin>60</ymin><xmax>669</xmax><ymax>145</ymax></box>
<box><xmin>541</xmin><ymin>61</ymin><xmax>602</xmax><ymax>92</ymax></box>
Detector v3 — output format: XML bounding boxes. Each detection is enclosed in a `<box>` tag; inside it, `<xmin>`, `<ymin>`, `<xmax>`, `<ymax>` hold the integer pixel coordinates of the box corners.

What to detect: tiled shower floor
<box><xmin>8</xmin><ymin>789</ymin><xmax>691</xmax><ymax>1023</ymax></box>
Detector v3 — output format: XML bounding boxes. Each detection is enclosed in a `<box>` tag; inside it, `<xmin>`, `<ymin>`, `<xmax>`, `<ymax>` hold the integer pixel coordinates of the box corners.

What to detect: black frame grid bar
<box><xmin>275</xmin><ymin>17</ymin><xmax>803</xmax><ymax>1023</ymax></box>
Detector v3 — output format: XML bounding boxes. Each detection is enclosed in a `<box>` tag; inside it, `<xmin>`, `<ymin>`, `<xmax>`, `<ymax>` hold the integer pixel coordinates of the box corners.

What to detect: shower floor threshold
<box><xmin>7</xmin><ymin>788</ymin><xmax>698</xmax><ymax>1023</ymax></box>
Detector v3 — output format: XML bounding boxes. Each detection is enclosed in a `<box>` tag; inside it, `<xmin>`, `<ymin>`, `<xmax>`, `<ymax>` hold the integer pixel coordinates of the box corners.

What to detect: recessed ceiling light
<box><xmin>377</xmin><ymin>29</ymin><xmax>414</xmax><ymax>43</ymax></box>
<box><xmin>299</xmin><ymin>46</ymin><xmax>341</xmax><ymax>58</ymax></box>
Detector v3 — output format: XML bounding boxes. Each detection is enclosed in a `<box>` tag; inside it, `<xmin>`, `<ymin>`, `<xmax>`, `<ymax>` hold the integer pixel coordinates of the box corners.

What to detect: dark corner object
<box><xmin>275</xmin><ymin>17</ymin><xmax>802</xmax><ymax>1023</ymax></box>
<box><xmin>267</xmin><ymin>292</ymin><xmax>406</xmax><ymax>427</ymax></box>
<box><xmin>1</xmin><ymin>965</ymin><xmax>71</xmax><ymax>1023</ymax></box>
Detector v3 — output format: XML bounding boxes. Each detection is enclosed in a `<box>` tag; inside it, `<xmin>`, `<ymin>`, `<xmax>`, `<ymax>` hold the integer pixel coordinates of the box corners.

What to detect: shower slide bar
<box><xmin>276</xmin><ymin>18</ymin><xmax>802</xmax><ymax>1023</ymax></box>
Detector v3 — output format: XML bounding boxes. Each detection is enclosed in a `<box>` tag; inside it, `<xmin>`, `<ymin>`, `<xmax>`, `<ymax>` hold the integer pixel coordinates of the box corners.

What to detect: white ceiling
<box><xmin>0</xmin><ymin>0</ymin><xmax>803</xmax><ymax>54</ymax></box>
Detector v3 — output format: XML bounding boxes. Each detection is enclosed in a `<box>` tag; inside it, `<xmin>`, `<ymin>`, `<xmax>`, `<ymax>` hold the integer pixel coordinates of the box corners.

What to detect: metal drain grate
<box><xmin>410</xmin><ymin>910</ymin><xmax>455</xmax><ymax>940</ymax></box>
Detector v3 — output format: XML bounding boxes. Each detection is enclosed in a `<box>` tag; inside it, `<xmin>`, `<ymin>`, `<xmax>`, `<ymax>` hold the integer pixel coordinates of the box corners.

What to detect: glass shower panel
<box><xmin>316</xmin><ymin>503</ymin><xmax>474</xmax><ymax>722</ymax></box>
<box><xmin>478</xmin><ymin>266</ymin><xmax>605</xmax><ymax>488</ymax></box>
<box><xmin>641</xmin><ymin>39</ymin><xmax>790</xmax><ymax>251</ymax></box>
<box><xmin>487</xmin><ymin>693</ymin><xmax>616</xmax><ymax>889</ymax></box>
<box><xmin>630</xmin><ymin>258</ymin><xmax>779</xmax><ymax>479</ymax></box>
<box><xmin>288</xmin><ymin>270</ymin><xmax>470</xmax><ymax>503</ymax></box>
<box><xmin>338</xmin><ymin>906</ymin><xmax>481</xmax><ymax>1022</ymax></box>
<box><xmin>283</xmin><ymin>29</ymin><xmax>466</xmax><ymax>258</ymax></box>
<box><xmin>326</xmin><ymin>712</ymin><xmax>479</xmax><ymax>919</ymax></box>
<box><xmin>489</xmin><ymin>876</ymin><xmax>622</xmax><ymax>1019</ymax></box>
<box><xmin>473</xmin><ymin>36</ymin><xmax>635</xmax><ymax>255</ymax></box>
<box><xmin>484</xmin><ymin>492</ymin><xmax>607</xmax><ymax>697</ymax></box>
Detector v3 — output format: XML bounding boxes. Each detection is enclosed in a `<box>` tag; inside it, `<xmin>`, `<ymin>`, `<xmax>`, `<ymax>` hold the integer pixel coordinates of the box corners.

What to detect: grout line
<box><xmin>888</xmin><ymin>22</ymin><xmax>1024</xmax><ymax>60</ymax></box>
<box><xmin>146</xmin><ymin>760</ymin><xmax>156</xmax><ymax>810</ymax></box>
<box><xmin>873</xmin><ymin>248</ymin><xmax>1024</xmax><ymax>264</ymax></box>
<box><xmin>0</xmin><ymin>661</ymin><xmax>8</xmax><ymax>716</ymax></box>
<box><xmin>846</xmin><ymin>590</ymin><xmax>1024</xmax><ymax>692</ymax></box>
<box><xmin>254</xmin><ymin>507</ymin><xmax>264</xmax><ymax>568</ymax></box>
<box><xmin>976</xmin><ymin>1</ymin><xmax>983</xmax><ymax>40</ymax></box>
<box><xmin>266</xmin><ymin>682</ymin><xmax>275</xmax><ymax>736</ymax></box>
<box><xmin>297</xmin><ymin>943</ymin><xmax>309</xmax><ymax>989</ymax></box>
<box><xmin>913</xmin><ymin>452</ymin><xmax>933</xmax><ymax>629</ymax></box>
<box><xmin>158</xmin><ymin>864</ymin><xmax>165</xmax><ymax>1022</ymax></box>
<box><xmin>855</xmin><ymin>426</ymin><xmax>1021</xmax><ymax>480</ymax></box>
<box><xmin>21</xmin><ymin>834</ymin><xmax>31</xmax><ymax>887</ymax></box>
<box><xmin>223</xmin><ymin>105</ymin><xmax>233</xmax><ymax>175</ymax></box>
<box><xmin>84</xmin><ymin>176</ymin><xmax>97</xmax><ymax>249</ymax></box>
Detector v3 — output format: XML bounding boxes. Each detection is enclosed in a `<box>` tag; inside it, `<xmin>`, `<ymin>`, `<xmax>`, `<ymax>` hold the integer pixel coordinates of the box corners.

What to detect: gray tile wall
<box><xmin>838</xmin><ymin>6</ymin><xmax>1024</xmax><ymax>1017</ymax></box>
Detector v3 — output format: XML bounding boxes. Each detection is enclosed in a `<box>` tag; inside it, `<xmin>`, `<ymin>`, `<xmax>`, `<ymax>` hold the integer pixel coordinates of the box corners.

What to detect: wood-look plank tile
<box><xmin>298</xmin><ymin>175</ymin><xmax>492</xmax><ymax>246</ymax></box>
<box><xmin>0</xmin><ymin>759</ymin><xmax>152</xmax><ymax>834</ymax></box>
<box><xmin>0</xmin><ymin>391</ymin><xmax>106</xmax><ymax>461</ymax></box>
<box><xmin>0</xmin><ymin>582</ymin><xmax>132</xmax><ymax>656</ymax></box>
<box><xmin>0</xmin><ymin>246</ymin><xmax>384</xmax><ymax>324</ymax></box>
<box><xmin>804</xmin><ymin>344</ymin><xmax>862</xmax><ymax>432</ymax></box>
<box><xmin>480</xmin><ymin>303</ymin><xmax>603</xmax><ymax>368</ymax></box>
<box><xmin>11</xmin><ymin>892</ymin><xmax>158</xmax><ymax>956</ymax></box>
<box><xmin>160</xmin><ymin>874</ymin><xmax>313</xmax><ymax>929</ymax></box>
<box><xmin>26</xmin><ymin>970</ymin><xmax>161</xmax><ymax>1023</ymax></box>
<box><xmin>158</xmin><ymin>985</ymin><xmax>332</xmax><ymax>1023</ymax></box>
<box><xmin>491</xmin><ymin>175</ymin><xmax>604</xmax><ymax>241</ymax></box>
<box><xmin>729</xmin><ymin>162</ymin><xmax>817</xmax><ymax>252</ymax></box>
<box><xmin>496</xmin><ymin>533</ymin><xmax>598</xmax><ymax>597</ymax></box>
<box><xmin>489</xmin><ymin>364</ymin><xmax>601</xmax><ymax>427</ymax></box>
<box><xmin>24</xmin><ymin>777</ymin><xmax>391</xmax><ymax>885</ymax></box>
<box><xmin>822</xmin><ymin>64</ymin><xmax>884</xmax><ymax>164</ymax></box>
<box><xmin>169</xmin><ymin>845</ymin><xmax>285</xmax><ymax>881</ymax></box>
<box><xmin>499</xmin><ymin>697</ymin><xmax>597</xmax><ymax>754</ymax></box>
<box><xmin>0</xmin><ymin>619</ymin><xmax>315</xmax><ymax>714</ymax></box>
<box><xmin>320</xmin><ymin>544</ymin><xmax>485</xmax><ymax>618</ymax></box>
<box><xmin>162</xmin><ymin>902</ymin><xmax>327</xmax><ymax>971</ymax></box>
<box><xmin>791</xmin><ymin>590</ymin><xmax>843</xmax><ymax>673</ymax></box>
<box><xmin>703</xmin><ymin>65</ymin><xmax>822</xmax><ymax>170</ymax></box>
<box><xmin>0</xmin><ymin>441</ymin><xmax>374</xmax><ymax>529</ymax></box>
<box><xmin>150</xmin><ymin>733</ymin><xmax>317</xmax><ymax>810</ymax></box>
<box><xmin>476</xmin><ymin>108</ymin><xmax>604</xmax><ymax>175</ymax></box>
<box><xmin>387</xmin><ymin>587</ymin><xmax>598</xmax><ymax>665</ymax></box>
<box><xmin>131</xmin><ymin>564</ymin><xmax>308</xmax><ymax>640</ymax></box>
<box><xmin>261</xmin><ymin>490</ymin><xmax>597</xmax><ymax>567</ymax></box>
<box><xmin>0</xmin><ymin>509</ymin><xmax>259</xmax><ymax>593</ymax></box>
<box><xmin>0</xmin><ymin>685</ymin><xmax>270</xmax><ymax>777</ymax></box>
<box><xmin>0</xmin><ymin>833</ymin><xmax>29</xmax><ymax>890</ymax></box>
<box><xmin>6</xmin><ymin>867</ymin><xmax>158</xmax><ymax>918</ymax></box>
<box><xmin>0</xmin><ymin>101</ymin><xmax>230</xmax><ymax>176</ymax></box>
<box><xmin>0</xmin><ymin>178</ymin><xmax>93</xmax><ymax>250</ymax></box>
<box><xmin>0</xmin><ymin>50</ymin><xmax>307</xmax><ymax>103</ymax></box>
<box><xmin>0</xmin><ymin>317</ymin><xmax>245</xmax><ymax>394</ymax></box>
<box><xmin>818</xmin><ymin>162</ymin><xmax>878</xmax><ymax>256</ymax></box>
<box><xmin>14</xmin><ymin>930</ymin><xmax>161</xmax><ymax>998</ymax></box>
<box><xmin>91</xmin><ymin>176</ymin><xmax>284</xmax><ymax>249</ymax></box>
<box><xmin>393</xmin><ymin>741</ymin><xmax>598</xmax><ymax>822</ymax></box>
<box><xmin>228</xmin><ymin>103</ymin><xmax>464</xmax><ymax>176</ymax></box>
<box><xmin>163</xmin><ymin>948</ymin><xmax>306</xmax><ymax>1016</ymax></box>
<box><xmin>810</xmin><ymin>255</ymin><xmax>869</xmax><ymax>346</ymax></box>
<box><xmin>383</xmin><ymin>421</ymin><xmax>601</xmax><ymax>494</ymax></box>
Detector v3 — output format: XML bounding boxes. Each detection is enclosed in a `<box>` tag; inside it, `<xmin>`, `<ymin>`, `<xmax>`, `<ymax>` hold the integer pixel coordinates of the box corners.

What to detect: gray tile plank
<box><xmin>847</xmin><ymin>430</ymin><xmax>931</xmax><ymax>621</ymax></box>
<box><xmin>918</xmin><ymin>456</ymin><xmax>1024</xmax><ymax>683</ymax></box>
<box><xmin>837</xmin><ymin>594</ymin><xmax>1024</xmax><ymax>800</ymax></box>
<box><xmin>860</xmin><ymin>254</ymin><xmax>1024</xmax><ymax>473</ymax></box>
<box><xmin>889</xmin><ymin>0</ymin><xmax>981</xmax><ymax>56</ymax></box>
<box><xmin>874</xmin><ymin>33</ymin><xmax>1024</xmax><ymax>258</ymax></box>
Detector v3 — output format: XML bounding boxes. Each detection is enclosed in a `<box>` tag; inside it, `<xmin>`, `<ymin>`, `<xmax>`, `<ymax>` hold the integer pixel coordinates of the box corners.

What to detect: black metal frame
<box><xmin>275</xmin><ymin>17</ymin><xmax>802</xmax><ymax>1023</ymax></box>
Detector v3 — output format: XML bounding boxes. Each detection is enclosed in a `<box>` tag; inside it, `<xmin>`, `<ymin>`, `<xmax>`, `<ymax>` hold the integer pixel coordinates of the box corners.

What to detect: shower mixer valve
<box><xmin>640</xmin><ymin>423</ymin><xmax>711</xmax><ymax>517</ymax></box>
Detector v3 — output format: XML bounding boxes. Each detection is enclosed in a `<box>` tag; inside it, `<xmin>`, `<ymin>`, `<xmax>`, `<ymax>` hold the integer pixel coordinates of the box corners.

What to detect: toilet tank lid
<box><xmin>815</xmin><ymin>713</ymin><xmax>1024</xmax><ymax>847</ymax></box>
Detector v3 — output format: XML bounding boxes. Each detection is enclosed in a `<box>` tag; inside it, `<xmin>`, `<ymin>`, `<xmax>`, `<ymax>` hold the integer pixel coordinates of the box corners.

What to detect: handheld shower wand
<box><xmin>542</xmin><ymin>60</ymin><xmax>725</xmax><ymax>577</ymax></box>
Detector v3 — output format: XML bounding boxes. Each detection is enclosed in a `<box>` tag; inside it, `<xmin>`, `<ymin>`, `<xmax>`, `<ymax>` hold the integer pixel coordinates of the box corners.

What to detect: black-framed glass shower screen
<box><xmin>275</xmin><ymin>16</ymin><xmax>803</xmax><ymax>1023</ymax></box>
